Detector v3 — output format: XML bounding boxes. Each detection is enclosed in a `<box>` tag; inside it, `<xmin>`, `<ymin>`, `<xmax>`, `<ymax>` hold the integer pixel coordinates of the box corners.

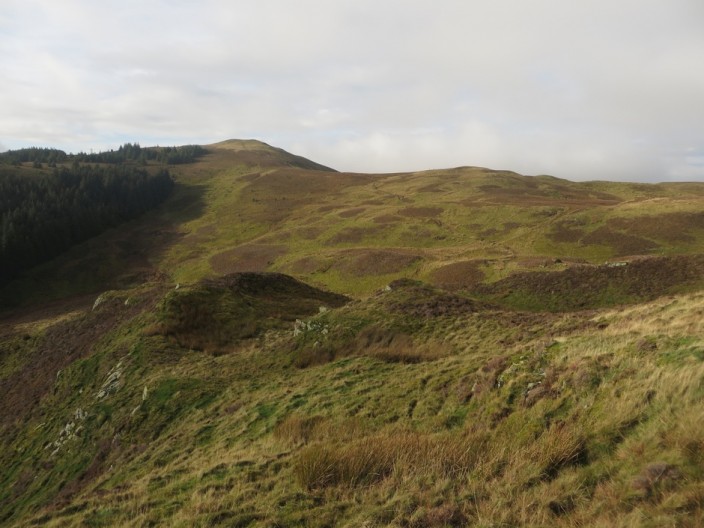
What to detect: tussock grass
<box><xmin>359</xmin><ymin>329</ymin><xmax>450</xmax><ymax>364</ymax></box>
<box><xmin>269</xmin><ymin>290</ymin><xmax>704</xmax><ymax>525</ymax></box>
<box><xmin>274</xmin><ymin>415</ymin><xmax>373</xmax><ymax>449</ymax></box>
<box><xmin>4</xmin><ymin>255</ymin><xmax>704</xmax><ymax>526</ymax></box>
<box><xmin>293</xmin><ymin>422</ymin><xmax>585</xmax><ymax>493</ymax></box>
<box><xmin>273</xmin><ymin>414</ymin><xmax>327</xmax><ymax>446</ymax></box>
<box><xmin>294</xmin><ymin>430</ymin><xmax>488</xmax><ymax>490</ymax></box>
<box><xmin>292</xmin><ymin>318</ymin><xmax>451</xmax><ymax>368</ymax></box>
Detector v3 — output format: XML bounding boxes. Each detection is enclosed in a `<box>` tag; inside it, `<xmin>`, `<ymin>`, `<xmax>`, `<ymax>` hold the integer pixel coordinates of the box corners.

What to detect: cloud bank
<box><xmin>1</xmin><ymin>0</ymin><xmax>703</xmax><ymax>181</ymax></box>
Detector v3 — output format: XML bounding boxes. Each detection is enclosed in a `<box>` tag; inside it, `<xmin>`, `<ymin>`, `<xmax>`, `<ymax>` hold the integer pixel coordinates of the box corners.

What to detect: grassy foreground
<box><xmin>1</xmin><ymin>275</ymin><xmax>703</xmax><ymax>526</ymax></box>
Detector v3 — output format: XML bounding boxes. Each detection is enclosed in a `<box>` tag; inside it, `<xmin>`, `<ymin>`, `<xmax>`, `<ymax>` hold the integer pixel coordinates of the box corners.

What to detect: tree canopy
<box><xmin>0</xmin><ymin>143</ymin><xmax>207</xmax><ymax>166</ymax></box>
<box><xmin>0</xmin><ymin>163</ymin><xmax>174</xmax><ymax>285</ymax></box>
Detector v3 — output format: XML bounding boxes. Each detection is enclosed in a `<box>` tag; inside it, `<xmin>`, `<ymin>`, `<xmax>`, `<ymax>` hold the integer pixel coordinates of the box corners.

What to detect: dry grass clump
<box><xmin>599</xmin><ymin>289</ymin><xmax>704</xmax><ymax>339</ymax></box>
<box><xmin>274</xmin><ymin>414</ymin><xmax>371</xmax><ymax>447</ymax></box>
<box><xmin>283</xmin><ymin>292</ymin><xmax>704</xmax><ymax>524</ymax></box>
<box><xmin>367</xmin><ymin>338</ymin><xmax>449</xmax><ymax>364</ymax></box>
<box><xmin>405</xmin><ymin>503</ymin><xmax>468</xmax><ymax>528</ymax></box>
<box><xmin>292</xmin><ymin>344</ymin><xmax>340</xmax><ymax>368</ymax></box>
<box><xmin>356</xmin><ymin>327</ymin><xmax>449</xmax><ymax>364</ymax></box>
<box><xmin>660</xmin><ymin>407</ymin><xmax>704</xmax><ymax>467</ymax></box>
<box><xmin>294</xmin><ymin>327</ymin><xmax>449</xmax><ymax>368</ymax></box>
<box><xmin>288</xmin><ymin>422</ymin><xmax>594</xmax><ymax>528</ymax></box>
<box><xmin>293</xmin><ymin>421</ymin><xmax>587</xmax><ymax>493</ymax></box>
<box><xmin>273</xmin><ymin>414</ymin><xmax>327</xmax><ymax>446</ymax></box>
<box><xmin>295</xmin><ymin>436</ymin><xmax>396</xmax><ymax>489</ymax></box>
<box><xmin>468</xmin><ymin>355</ymin><xmax>509</xmax><ymax>398</ymax></box>
<box><xmin>471</xmin><ymin>422</ymin><xmax>587</xmax><ymax>489</ymax></box>
<box><xmin>529</xmin><ymin>423</ymin><xmax>588</xmax><ymax>479</ymax></box>
<box><xmin>315</xmin><ymin>430</ymin><xmax>484</xmax><ymax>488</ymax></box>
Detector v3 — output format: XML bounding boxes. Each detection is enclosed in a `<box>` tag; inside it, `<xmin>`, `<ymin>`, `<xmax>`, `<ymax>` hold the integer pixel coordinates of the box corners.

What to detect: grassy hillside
<box><xmin>1</xmin><ymin>140</ymin><xmax>704</xmax><ymax>526</ymax></box>
<box><xmin>2</xmin><ymin>274</ymin><xmax>703</xmax><ymax>526</ymax></box>
<box><xmin>4</xmin><ymin>139</ymin><xmax>704</xmax><ymax>306</ymax></box>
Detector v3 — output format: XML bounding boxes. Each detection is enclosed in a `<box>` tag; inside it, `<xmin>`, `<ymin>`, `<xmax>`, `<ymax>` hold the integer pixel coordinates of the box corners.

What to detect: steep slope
<box><xmin>1</xmin><ymin>274</ymin><xmax>703</xmax><ymax>526</ymax></box>
<box><xmin>0</xmin><ymin>273</ymin><xmax>346</xmax><ymax>523</ymax></box>
<box><xmin>206</xmin><ymin>139</ymin><xmax>337</xmax><ymax>172</ymax></box>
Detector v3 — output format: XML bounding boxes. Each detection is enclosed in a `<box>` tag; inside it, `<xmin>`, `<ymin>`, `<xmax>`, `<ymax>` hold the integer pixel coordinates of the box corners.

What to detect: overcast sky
<box><xmin>1</xmin><ymin>1</ymin><xmax>703</xmax><ymax>181</ymax></box>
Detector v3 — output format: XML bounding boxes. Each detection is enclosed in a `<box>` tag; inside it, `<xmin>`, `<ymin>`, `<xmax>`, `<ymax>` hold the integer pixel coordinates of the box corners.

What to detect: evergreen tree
<box><xmin>0</xmin><ymin>164</ymin><xmax>174</xmax><ymax>285</ymax></box>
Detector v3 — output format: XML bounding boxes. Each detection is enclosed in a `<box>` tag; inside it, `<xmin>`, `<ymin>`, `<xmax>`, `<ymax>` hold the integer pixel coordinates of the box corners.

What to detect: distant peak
<box><xmin>204</xmin><ymin>139</ymin><xmax>336</xmax><ymax>172</ymax></box>
<box><xmin>207</xmin><ymin>139</ymin><xmax>274</xmax><ymax>151</ymax></box>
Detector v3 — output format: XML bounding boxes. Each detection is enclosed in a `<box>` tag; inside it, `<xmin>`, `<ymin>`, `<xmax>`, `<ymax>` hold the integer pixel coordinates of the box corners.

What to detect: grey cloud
<box><xmin>1</xmin><ymin>0</ymin><xmax>702</xmax><ymax>181</ymax></box>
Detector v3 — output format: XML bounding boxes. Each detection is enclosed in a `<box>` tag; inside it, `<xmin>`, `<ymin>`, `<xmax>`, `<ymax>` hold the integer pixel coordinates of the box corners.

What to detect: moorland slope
<box><xmin>1</xmin><ymin>140</ymin><xmax>703</xmax><ymax>527</ymax></box>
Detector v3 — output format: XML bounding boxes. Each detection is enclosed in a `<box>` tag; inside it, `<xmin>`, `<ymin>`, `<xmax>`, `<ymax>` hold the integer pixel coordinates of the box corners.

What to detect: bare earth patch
<box><xmin>430</xmin><ymin>260</ymin><xmax>486</xmax><ymax>290</ymax></box>
<box><xmin>294</xmin><ymin>226</ymin><xmax>325</xmax><ymax>240</ymax></box>
<box><xmin>373</xmin><ymin>214</ymin><xmax>401</xmax><ymax>224</ymax></box>
<box><xmin>210</xmin><ymin>244</ymin><xmax>288</xmax><ymax>274</ymax></box>
<box><xmin>581</xmin><ymin>227</ymin><xmax>659</xmax><ymax>256</ymax></box>
<box><xmin>285</xmin><ymin>256</ymin><xmax>331</xmax><ymax>275</ymax></box>
<box><xmin>608</xmin><ymin>212</ymin><xmax>703</xmax><ymax>243</ymax></box>
<box><xmin>331</xmin><ymin>249</ymin><xmax>422</xmax><ymax>276</ymax></box>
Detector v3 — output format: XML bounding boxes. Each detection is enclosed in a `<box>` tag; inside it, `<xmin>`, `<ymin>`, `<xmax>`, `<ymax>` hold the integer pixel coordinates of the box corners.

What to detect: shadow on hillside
<box><xmin>472</xmin><ymin>254</ymin><xmax>704</xmax><ymax>312</ymax></box>
<box><xmin>0</xmin><ymin>182</ymin><xmax>208</xmax><ymax>315</ymax></box>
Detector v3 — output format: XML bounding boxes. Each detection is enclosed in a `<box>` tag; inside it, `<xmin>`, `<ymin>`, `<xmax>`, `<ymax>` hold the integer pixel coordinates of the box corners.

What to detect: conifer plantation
<box><xmin>0</xmin><ymin>144</ymin><xmax>206</xmax><ymax>285</ymax></box>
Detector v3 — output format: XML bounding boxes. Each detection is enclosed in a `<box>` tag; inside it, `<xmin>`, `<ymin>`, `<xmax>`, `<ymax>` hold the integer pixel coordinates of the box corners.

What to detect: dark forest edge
<box><xmin>0</xmin><ymin>143</ymin><xmax>207</xmax><ymax>166</ymax></box>
<box><xmin>0</xmin><ymin>142</ymin><xmax>207</xmax><ymax>287</ymax></box>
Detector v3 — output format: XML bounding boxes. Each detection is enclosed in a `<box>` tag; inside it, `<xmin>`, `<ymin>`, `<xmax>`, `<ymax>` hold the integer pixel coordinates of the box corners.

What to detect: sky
<box><xmin>1</xmin><ymin>0</ymin><xmax>703</xmax><ymax>182</ymax></box>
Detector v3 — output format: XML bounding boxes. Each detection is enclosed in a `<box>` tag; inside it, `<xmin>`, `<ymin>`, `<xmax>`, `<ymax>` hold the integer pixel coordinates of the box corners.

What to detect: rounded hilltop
<box><xmin>206</xmin><ymin>139</ymin><xmax>337</xmax><ymax>171</ymax></box>
<box><xmin>207</xmin><ymin>139</ymin><xmax>277</xmax><ymax>151</ymax></box>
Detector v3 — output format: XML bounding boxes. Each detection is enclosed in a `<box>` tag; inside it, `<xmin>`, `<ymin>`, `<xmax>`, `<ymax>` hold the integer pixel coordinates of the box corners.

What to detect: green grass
<box><xmin>5</xmin><ymin>141</ymin><xmax>704</xmax><ymax>305</ymax></box>
<box><xmin>1</xmin><ymin>276</ymin><xmax>703</xmax><ymax>526</ymax></box>
<box><xmin>3</xmin><ymin>141</ymin><xmax>704</xmax><ymax>526</ymax></box>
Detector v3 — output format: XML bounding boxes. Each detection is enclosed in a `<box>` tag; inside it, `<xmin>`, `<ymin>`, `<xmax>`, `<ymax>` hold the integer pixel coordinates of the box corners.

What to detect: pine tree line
<box><xmin>0</xmin><ymin>148</ymin><xmax>68</xmax><ymax>165</ymax></box>
<box><xmin>0</xmin><ymin>165</ymin><xmax>174</xmax><ymax>284</ymax></box>
<box><xmin>0</xmin><ymin>143</ymin><xmax>207</xmax><ymax>166</ymax></box>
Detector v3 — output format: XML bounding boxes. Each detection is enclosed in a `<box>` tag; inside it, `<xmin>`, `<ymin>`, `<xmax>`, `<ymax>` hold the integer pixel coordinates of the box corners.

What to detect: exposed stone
<box><xmin>92</xmin><ymin>293</ymin><xmax>108</xmax><ymax>311</ymax></box>
<box><xmin>49</xmin><ymin>407</ymin><xmax>88</xmax><ymax>456</ymax></box>
<box><xmin>96</xmin><ymin>360</ymin><xmax>124</xmax><ymax>400</ymax></box>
